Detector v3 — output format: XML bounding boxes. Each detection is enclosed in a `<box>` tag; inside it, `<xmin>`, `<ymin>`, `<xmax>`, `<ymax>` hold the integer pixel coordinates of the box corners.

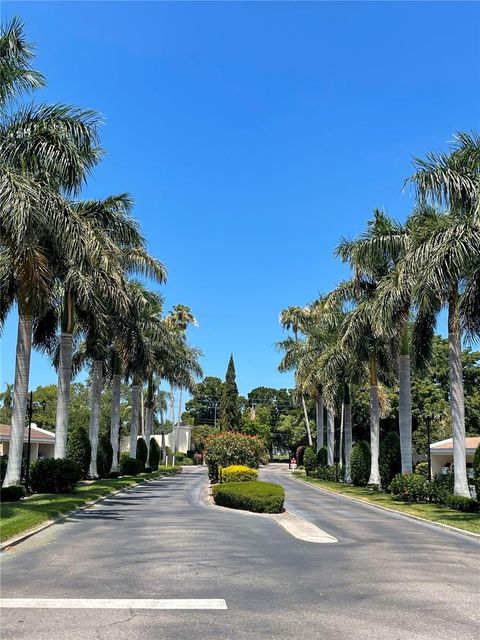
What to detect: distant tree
<box><xmin>183</xmin><ymin>376</ymin><xmax>224</xmax><ymax>427</ymax></box>
<box><xmin>219</xmin><ymin>355</ymin><xmax>241</xmax><ymax>432</ymax></box>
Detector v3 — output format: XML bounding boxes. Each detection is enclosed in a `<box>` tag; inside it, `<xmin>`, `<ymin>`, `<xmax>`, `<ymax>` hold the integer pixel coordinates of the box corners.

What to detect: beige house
<box><xmin>430</xmin><ymin>436</ymin><xmax>480</xmax><ymax>483</ymax></box>
<box><xmin>0</xmin><ymin>423</ymin><xmax>55</xmax><ymax>462</ymax></box>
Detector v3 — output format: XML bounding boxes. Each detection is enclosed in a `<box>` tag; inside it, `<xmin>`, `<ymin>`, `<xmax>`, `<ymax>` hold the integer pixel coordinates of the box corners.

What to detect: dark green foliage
<box><xmin>430</xmin><ymin>472</ymin><xmax>454</xmax><ymax>504</ymax></box>
<box><xmin>119</xmin><ymin>453</ymin><xmax>142</xmax><ymax>475</ymax></box>
<box><xmin>0</xmin><ymin>455</ymin><xmax>8</xmax><ymax>484</ymax></box>
<box><xmin>1</xmin><ymin>484</ymin><xmax>26</xmax><ymax>502</ymax></box>
<box><xmin>445</xmin><ymin>494</ymin><xmax>480</xmax><ymax>513</ymax></box>
<box><xmin>303</xmin><ymin>447</ymin><xmax>317</xmax><ymax>476</ymax></box>
<box><xmin>317</xmin><ymin>446</ymin><xmax>328</xmax><ymax>467</ymax></box>
<box><xmin>296</xmin><ymin>445</ymin><xmax>306</xmax><ymax>466</ymax></box>
<box><xmin>108</xmin><ymin>471</ymin><xmax>120</xmax><ymax>478</ymax></box>
<box><xmin>149</xmin><ymin>438</ymin><xmax>160</xmax><ymax>470</ymax></box>
<box><xmin>65</xmin><ymin>427</ymin><xmax>91</xmax><ymax>478</ymax></box>
<box><xmin>350</xmin><ymin>441</ymin><xmax>371</xmax><ymax>486</ymax></box>
<box><xmin>175</xmin><ymin>451</ymin><xmax>185</xmax><ymax>462</ymax></box>
<box><xmin>30</xmin><ymin>458</ymin><xmax>81</xmax><ymax>494</ymax></box>
<box><xmin>97</xmin><ymin>433</ymin><xmax>113</xmax><ymax>478</ymax></box>
<box><xmin>390</xmin><ymin>473</ymin><xmax>429</xmax><ymax>503</ymax></box>
<box><xmin>219</xmin><ymin>355</ymin><xmax>241</xmax><ymax>432</ymax></box>
<box><xmin>205</xmin><ymin>432</ymin><xmax>266</xmax><ymax>481</ymax></box>
<box><xmin>135</xmin><ymin>438</ymin><xmax>148</xmax><ymax>466</ymax></box>
<box><xmin>379</xmin><ymin>431</ymin><xmax>401</xmax><ymax>488</ymax></box>
<box><xmin>212</xmin><ymin>481</ymin><xmax>285</xmax><ymax>513</ymax></box>
<box><xmin>473</xmin><ymin>445</ymin><xmax>480</xmax><ymax>497</ymax></box>
<box><xmin>316</xmin><ymin>465</ymin><xmax>338</xmax><ymax>481</ymax></box>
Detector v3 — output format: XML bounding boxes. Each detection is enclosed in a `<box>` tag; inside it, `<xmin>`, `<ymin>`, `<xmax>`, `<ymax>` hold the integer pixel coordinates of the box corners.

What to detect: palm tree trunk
<box><xmin>301</xmin><ymin>394</ymin><xmax>313</xmax><ymax>446</ymax></box>
<box><xmin>344</xmin><ymin>384</ymin><xmax>352</xmax><ymax>484</ymax></box>
<box><xmin>144</xmin><ymin>406</ymin><xmax>153</xmax><ymax>467</ymax></box>
<box><xmin>109</xmin><ymin>361</ymin><xmax>121</xmax><ymax>473</ymax></box>
<box><xmin>54</xmin><ymin>292</ymin><xmax>74</xmax><ymax>459</ymax></box>
<box><xmin>339</xmin><ymin>403</ymin><xmax>344</xmax><ymax>468</ymax></box>
<box><xmin>3</xmin><ymin>312</ymin><xmax>32</xmax><ymax>487</ymax></box>
<box><xmin>130</xmin><ymin>382</ymin><xmax>141</xmax><ymax>458</ymax></box>
<box><xmin>398</xmin><ymin>327</ymin><xmax>413</xmax><ymax>474</ymax></box>
<box><xmin>448</xmin><ymin>289</ymin><xmax>470</xmax><ymax>497</ymax></box>
<box><xmin>327</xmin><ymin>409</ymin><xmax>335</xmax><ymax>465</ymax></box>
<box><xmin>368</xmin><ymin>357</ymin><xmax>381</xmax><ymax>486</ymax></box>
<box><xmin>316</xmin><ymin>387</ymin><xmax>324</xmax><ymax>453</ymax></box>
<box><xmin>88</xmin><ymin>360</ymin><xmax>103</xmax><ymax>478</ymax></box>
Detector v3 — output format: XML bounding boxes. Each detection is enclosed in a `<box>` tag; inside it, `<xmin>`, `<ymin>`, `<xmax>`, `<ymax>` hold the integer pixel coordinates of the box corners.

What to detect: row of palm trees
<box><xmin>0</xmin><ymin>18</ymin><xmax>202</xmax><ymax>486</ymax></box>
<box><xmin>279</xmin><ymin>131</ymin><xmax>479</xmax><ymax>497</ymax></box>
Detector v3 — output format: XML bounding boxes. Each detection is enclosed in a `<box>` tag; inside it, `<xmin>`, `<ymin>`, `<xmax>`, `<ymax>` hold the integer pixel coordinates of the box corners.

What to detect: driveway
<box><xmin>1</xmin><ymin>465</ymin><xmax>479</xmax><ymax>640</ymax></box>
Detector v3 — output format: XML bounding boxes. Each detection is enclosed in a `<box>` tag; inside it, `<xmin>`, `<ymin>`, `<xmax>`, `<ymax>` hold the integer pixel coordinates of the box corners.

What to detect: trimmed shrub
<box><xmin>221</xmin><ymin>465</ymin><xmax>257</xmax><ymax>483</ymax></box>
<box><xmin>149</xmin><ymin>438</ymin><xmax>160</xmax><ymax>470</ymax></box>
<box><xmin>1</xmin><ymin>484</ymin><xmax>26</xmax><ymax>502</ymax></box>
<box><xmin>97</xmin><ymin>433</ymin><xmax>113</xmax><ymax>478</ymax></box>
<box><xmin>316</xmin><ymin>464</ymin><xmax>337</xmax><ymax>481</ymax></box>
<box><xmin>175</xmin><ymin>451</ymin><xmax>186</xmax><ymax>463</ymax></box>
<box><xmin>204</xmin><ymin>432</ymin><xmax>266</xmax><ymax>482</ymax></box>
<box><xmin>317</xmin><ymin>446</ymin><xmax>328</xmax><ymax>468</ymax></box>
<box><xmin>379</xmin><ymin>431</ymin><xmax>401</xmax><ymax>489</ymax></box>
<box><xmin>430</xmin><ymin>472</ymin><xmax>454</xmax><ymax>504</ymax></box>
<box><xmin>350</xmin><ymin>441</ymin><xmax>371</xmax><ymax>486</ymax></box>
<box><xmin>119</xmin><ymin>453</ymin><xmax>142</xmax><ymax>475</ymax></box>
<box><xmin>108</xmin><ymin>471</ymin><xmax>120</xmax><ymax>478</ymax></box>
<box><xmin>30</xmin><ymin>458</ymin><xmax>82</xmax><ymax>494</ymax></box>
<box><xmin>212</xmin><ymin>481</ymin><xmax>284</xmax><ymax>513</ymax></box>
<box><xmin>445</xmin><ymin>494</ymin><xmax>480</xmax><ymax>513</ymax></box>
<box><xmin>474</xmin><ymin>445</ymin><xmax>480</xmax><ymax>498</ymax></box>
<box><xmin>136</xmin><ymin>438</ymin><xmax>148</xmax><ymax>467</ymax></box>
<box><xmin>66</xmin><ymin>427</ymin><xmax>91</xmax><ymax>478</ymax></box>
<box><xmin>303</xmin><ymin>447</ymin><xmax>317</xmax><ymax>476</ymax></box>
<box><xmin>181</xmin><ymin>457</ymin><xmax>193</xmax><ymax>465</ymax></box>
<box><xmin>390</xmin><ymin>473</ymin><xmax>429</xmax><ymax>503</ymax></box>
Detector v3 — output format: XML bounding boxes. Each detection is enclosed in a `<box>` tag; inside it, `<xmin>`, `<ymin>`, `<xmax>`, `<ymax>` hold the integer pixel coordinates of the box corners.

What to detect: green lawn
<box><xmin>0</xmin><ymin>466</ymin><xmax>181</xmax><ymax>543</ymax></box>
<box><xmin>295</xmin><ymin>475</ymin><xmax>480</xmax><ymax>535</ymax></box>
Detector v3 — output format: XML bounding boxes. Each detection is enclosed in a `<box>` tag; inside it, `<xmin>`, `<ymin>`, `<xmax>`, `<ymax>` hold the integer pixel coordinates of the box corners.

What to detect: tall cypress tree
<box><xmin>219</xmin><ymin>355</ymin><xmax>241</xmax><ymax>432</ymax></box>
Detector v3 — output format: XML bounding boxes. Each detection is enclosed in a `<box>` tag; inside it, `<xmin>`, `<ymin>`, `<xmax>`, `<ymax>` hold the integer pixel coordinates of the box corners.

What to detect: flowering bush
<box><xmin>390</xmin><ymin>473</ymin><xmax>430</xmax><ymax>503</ymax></box>
<box><xmin>221</xmin><ymin>465</ymin><xmax>257</xmax><ymax>483</ymax></box>
<box><xmin>204</xmin><ymin>432</ymin><xmax>266</xmax><ymax>482</ymax></box>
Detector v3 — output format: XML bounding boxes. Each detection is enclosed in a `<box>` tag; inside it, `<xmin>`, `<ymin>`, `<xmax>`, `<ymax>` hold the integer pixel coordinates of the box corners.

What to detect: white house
<box><xmin>0</xmin><ymin>423</ymin><xmax>55</xmax><ymax>462</ymax></box>
<box><xmin>430</xmin><ymin>436</ymin><xmax>480</xmax><ymax>483</ymax></box>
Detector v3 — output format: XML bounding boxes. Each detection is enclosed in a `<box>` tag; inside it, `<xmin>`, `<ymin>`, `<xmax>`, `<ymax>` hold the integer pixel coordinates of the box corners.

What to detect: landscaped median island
<box><xmin>213</xmin><ymin>480</ymin><xmax>285</xmax><ymax>514</ymax></box>
<box><xmin>0</xmin><ymin>466</ymin><xmax>181</xmax><ymax>544</ymax></box>
<box><xmin>294</xmin><ymin>475</ymin><xmax>480</xmax><ymax>535</ymax></box>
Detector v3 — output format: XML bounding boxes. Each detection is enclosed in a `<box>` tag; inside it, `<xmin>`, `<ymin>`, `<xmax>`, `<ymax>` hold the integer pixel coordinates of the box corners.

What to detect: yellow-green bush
<box><xmin>220</xmin><ymin>465</ymin><xmax>257</xmax><ymax>484</ymax></box>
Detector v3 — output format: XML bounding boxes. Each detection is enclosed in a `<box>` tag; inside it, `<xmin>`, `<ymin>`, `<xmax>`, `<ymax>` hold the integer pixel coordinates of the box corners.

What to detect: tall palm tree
<box><xmin>405</xmin><ymin>135</ymin><xmax>480</xmax><ymax>495</ymax></box>
<box><xmin>1</xmin><ymin>20</ymin><xmax>101</xmax><ymax>486</ymax></box>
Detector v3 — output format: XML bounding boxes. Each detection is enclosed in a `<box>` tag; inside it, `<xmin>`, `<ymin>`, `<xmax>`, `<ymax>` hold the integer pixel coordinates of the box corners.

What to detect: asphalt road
<box><xmin>1</xmin><ymin>465</ymin><xmax>479</xmax><ymax>640</ymax></box>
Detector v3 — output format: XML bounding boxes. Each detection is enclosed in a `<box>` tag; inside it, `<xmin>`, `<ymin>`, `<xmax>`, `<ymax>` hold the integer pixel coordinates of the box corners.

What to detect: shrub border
<box><xmin>0</xmin><ymin>469</ymin><xmax>181</xmax><ymax>552</ymax></box>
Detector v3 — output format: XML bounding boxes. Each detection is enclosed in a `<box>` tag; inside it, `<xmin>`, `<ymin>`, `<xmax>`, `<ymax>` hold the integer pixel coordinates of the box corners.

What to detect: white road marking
<box><xmin>0</xmin><ymin>598</ymin><xmax>227</xmax><ymax>610</ymax></box>
<box><xmin>272</xmin><ymin>512</ymin><xmax>338</xmax><ymax>543</ymax></box>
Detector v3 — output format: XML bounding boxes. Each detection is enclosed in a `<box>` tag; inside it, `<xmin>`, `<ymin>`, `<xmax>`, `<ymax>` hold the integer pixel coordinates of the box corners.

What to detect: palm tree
<box><xmin>405</xmin><ymin>135</ymin><xmax>480</xmax><ymax>495</ymax></box>
<box><xmin>1</xmin><ymin>20</ymin><xmax>101</xmax><ymax>486</ymax></box>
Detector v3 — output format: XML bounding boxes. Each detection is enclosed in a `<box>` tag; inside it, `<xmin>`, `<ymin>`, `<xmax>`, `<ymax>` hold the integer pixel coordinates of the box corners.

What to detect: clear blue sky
<box><xmin>1</xmin><ymin>1</ymin><xmax>479</xmax><ymax>397</ymax></box>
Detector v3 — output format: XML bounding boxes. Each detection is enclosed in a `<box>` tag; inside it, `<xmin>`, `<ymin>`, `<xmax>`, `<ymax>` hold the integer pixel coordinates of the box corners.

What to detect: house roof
<box><xmin>0</xmin><ymin>423</ymin><xmax>55</xmax><ymax>444</ymax></box>
<box><xmin>430</xmin><ymin>436</ymin><xmax>480</xmax><ymax>454</ymax></box>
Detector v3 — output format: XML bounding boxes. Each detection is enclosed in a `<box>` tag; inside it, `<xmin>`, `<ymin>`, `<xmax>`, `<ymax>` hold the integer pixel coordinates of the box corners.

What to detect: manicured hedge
<box><xmin>303</xmin><ymin>447</ymin><xmax>317</xmax><ymax>476</ymax></box>
<box><xmin>136</xmin><ymin>438</ymin><xmax>148</xmax><ymax>466</ymax></box>
<box><xmin>474</xmin><ymin>445</ymin><xmax>480</xmax><ymax>498</ymax></box>
<box><xmin>30</xmin><ymin>458</ymin><xmax>82</xmax><ymax>494</ymax></box>
<box><xmin>66</xmin><ymin>427</ymin><xmax>91</xmax><ymax>478</ymax></box>
<box><xmin>446</xmin><ymin>494</ymin><xmax>480</xmax><ymax>513</ymax></box>
<box><xmin>212</xmin><ymin>480</ymin><xmax>284</xmax><ymax>513</ymax></box>
<box><xmin>350</xmin><ymin>441</ymin><xmax>371</xmax><ymax>486</ymax></box>
<box><xmin>119</xmin><ymin>453</ymin><xmax>143</xmax><ymax>475</ymax></box>
<box><xmin>205</xmin><ymin>432</ymin><xmax>265</xmax><ymax>482</ymax></box>
<box><xmin>221</xmin><ymin>465</ymin><xmax>257</xmax><ymax>483</ymax></box>
<box><xmin>149</xmin><ymin>438</ymin><xmax>160</xmax><ymax>470</ymax></box>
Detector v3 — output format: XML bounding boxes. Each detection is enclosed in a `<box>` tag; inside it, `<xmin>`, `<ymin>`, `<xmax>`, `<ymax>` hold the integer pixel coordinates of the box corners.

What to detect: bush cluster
<box><xmin>1</xmin><ymin>484</ymin><xmax>26</xmax><ymax>502</ymax></box>
<box><xmin>474</xmin><ymin>445</ymin><xmax>480</xmax><ymax>498</ymax></box>
<box><xmin>303</xmin><ymin>447</ymin><xmax>317</xmax><ymax>476</ymax></box>
<box><xmin>220</xmin><ymin>465</ymin><xmax>257</xmax><ymax>483</ymax></box>
<box><xmin>204</xmin><ymin>432</ymin><xmax>265</xmax><ymax>482</ymax></box>
<box><xmin>66</xmin><ymin>427</ymin><xmax>91</xmax><ymax>478</ymax></box>
<box><xmin>136</xmin><ymin>438</ymin><xmax>148</xmax><ymax>467</ymax></box>
<box><xmin>350</xmin><ymin>441</ymin><xmax>371</xmax><ymax>486</ymax></box>
<box><xmin>97</xmin><ymin>433</ymin><xmax>113</xmax><ymax>478</ymax></box>
<box><xmin>390</xmin><ymin>472</ymin><xmax>430</xmax><ymax>503</ymax></box>
<box><xmin>1</xmin><ymin>455</ymin><xmax>8</xmax><ymax>484</ymax></box>
<box><xmin>379</xmin><ymin>431</ymin><xmax>401</xmax><ymax>489</ymax></box>
<box><xmin>212</xmin><ymin>481</ymin><xmax>284</xmax><ymax>513</ymax></box>
<box><xmin>445</xmin><ymin>494</ymin><xmax>480</xmax><ymax>513</ymax></box>
<box><xmin>119</xmin><ymin>453</ymin><xmax>143</xmax><ymax>475</ymax></box>
<box><xmin>149</xmin><ymin>438</ymin><xmax>160</xmax><ymax>470</ymax></box>
<box><xmin>317</xmin><ymin>446</ymin><xmax>328</xmax><ymax>467</ymax></box>
<box><xmin>30</xmin><ymin>458</ymin><xmax>82</xmax><ymax>494</ymax></box>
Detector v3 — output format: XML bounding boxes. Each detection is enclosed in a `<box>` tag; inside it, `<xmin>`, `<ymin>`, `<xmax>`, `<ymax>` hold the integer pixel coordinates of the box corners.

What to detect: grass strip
<box><xmin>0</xmin><ymin>466</ymin><xmax>181</xmax><ymax>543</ymax></box>
<box><xmin>295</xmin><ymin>475</ymin><xmax>480</xmax><ymax>535</ymax></box>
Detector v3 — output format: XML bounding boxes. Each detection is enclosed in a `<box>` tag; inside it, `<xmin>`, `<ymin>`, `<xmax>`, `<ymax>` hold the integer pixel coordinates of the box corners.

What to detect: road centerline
<box><xmin>0</xmin><ymin>598</ymin><xmax>228</xmax><ymax>610</ymax></box>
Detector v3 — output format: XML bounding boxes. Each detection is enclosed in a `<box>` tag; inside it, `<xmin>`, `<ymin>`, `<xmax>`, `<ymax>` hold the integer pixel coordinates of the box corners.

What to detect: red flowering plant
<box><xmin>204</xmin><ymin>432</ymin><xmax>266</xmax><ymax>482</ymax></box>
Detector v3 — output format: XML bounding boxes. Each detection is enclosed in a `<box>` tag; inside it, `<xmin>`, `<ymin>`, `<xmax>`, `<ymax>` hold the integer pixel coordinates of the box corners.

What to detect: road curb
<box><xmin>0</xmin><ymin>473</ymin><xmax>179</xmax><ymax>552</ymax></box>
<box><xmin>292</xmin><ymin>475</ymin><xmax>480</xmax><ymax>541</ymax></box>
